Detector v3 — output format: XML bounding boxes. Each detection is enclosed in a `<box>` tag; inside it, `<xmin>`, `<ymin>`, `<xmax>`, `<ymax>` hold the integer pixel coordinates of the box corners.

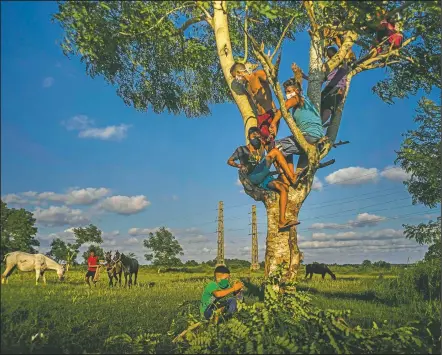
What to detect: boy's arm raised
<box><xmin>213</xmin><ymin>282</ymin><xmax>243</xmax><ymax>298</ymax></box>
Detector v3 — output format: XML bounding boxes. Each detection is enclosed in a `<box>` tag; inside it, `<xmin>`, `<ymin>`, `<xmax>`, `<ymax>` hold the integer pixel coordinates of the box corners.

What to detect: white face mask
<box><xmin>236</xmin><ymin>75</ymin><xmax>244</xmax><ymax>82</ymax></box>
<box><xmin>286</xmin><ymin>91</ymin><xmax>297</xmax><ymax>99</ymax></box>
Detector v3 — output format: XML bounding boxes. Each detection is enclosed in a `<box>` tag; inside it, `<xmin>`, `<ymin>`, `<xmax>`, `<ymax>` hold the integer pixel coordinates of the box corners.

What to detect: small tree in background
<box><xmin>47</xmin><ymin>238</ymin><xmax>69</xmax><ymax>262</ymax></box>
<box><xmin>362</xmin><ymin>259</ymin><xmax>372</xmax><ymax>268</ymax></box>
<box><xmin>143</xmin><ymin>227</ymin><xmax>183</xmax><ymax>269</ymax></box>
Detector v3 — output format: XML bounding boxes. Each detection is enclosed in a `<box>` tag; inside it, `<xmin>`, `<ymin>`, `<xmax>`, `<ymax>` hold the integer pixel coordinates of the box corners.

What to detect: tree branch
<box><xmin>349</xmin><ymin>36</ymin><xmax>417</xmax><ymax>77</ymax></box>
<box><xmin>322</xmin><ymin>31</ymin><xmax>358</xmax><ymax>73</ymax></box>
<box><xmin>196</xmin><ymin>1</ymin><xmax>213</xmax><ymax>28</ymax></box>
<box><xmin>177</xmin><ymin>15</ymin><xmax>205</xmax><ymax>34</ymax></box>
<box><xmin>302</xmin><ymin>1</ymin><xmax>318</xmax><ymax>34</ymax></box>
<box><xmin>239</xmin><ymin>4</ymin><xmax>248</xmax><ymax>64</ymax></box>
<box><xmin>270</xmin><ymin>13</ymin><xmax>297</xmax><ymax>61</ymax></box>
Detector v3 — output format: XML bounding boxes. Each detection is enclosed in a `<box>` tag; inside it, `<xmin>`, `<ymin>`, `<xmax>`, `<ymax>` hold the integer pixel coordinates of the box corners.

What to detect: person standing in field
<box><xmin>200</xmin><ymin>265</ymin><xmax>244</xmax><ymax>321</ymax></box>
<box><xmin>85</xmin><ymin>250</ymin><xmax>99</xmax><ymax>287</ymax></box>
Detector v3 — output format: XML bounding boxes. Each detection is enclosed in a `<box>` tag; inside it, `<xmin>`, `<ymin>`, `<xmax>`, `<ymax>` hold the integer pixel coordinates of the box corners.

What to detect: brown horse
<box><xmin>104</xmin><ymin>251</ymin><xmax>122</xmax><ymax>287</ymax></box>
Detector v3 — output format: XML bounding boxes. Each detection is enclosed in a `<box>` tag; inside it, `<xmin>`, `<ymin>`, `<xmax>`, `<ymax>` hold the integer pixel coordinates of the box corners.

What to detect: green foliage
<box><xmin>103</xmin><ymin>333</ymin><xmax>161</xmax><ymax>354</ymax></box>
<box><xmin>362</xmin><ymin>259</ymin><xmax>372</xmax><ymax>267</ymax></box>
<box><xmin>46</xmin><ymin>238</ymin><xmax>69</xmax><ymax>262</ymax></box>
<box><xmin>184</xmin><ymin>259</ymin><xmax>199</xmax><ymax>266</ymax></box>
<box><xmin>396</xmin><ymin>98</ymin><xmax>441</xmax><ymax>208</ymax></box>
<box><xmin>0</xmin><ymin>200</ymin><xmax>39</xmax><ymax>256</ymax></box>
<box><xmin>374</xmin><ymin>258</ymin><xmax>441</xmax><ymax>305</ymax></box>
<box><xmin>143</xmin><ymin>227</ymin><xmax>183</xmax><ymax>267</ymax></box>
<box><xmin>372</xmin><ymin>260</ymin><xmax>391</xmax><ymax>269</ymax></box>
<box><xmin>395</xmin><ymin>98</ymin><xmax>441</xmax><ymax>260</ymax></box>
<box><xmin>174</xmin><ymin>266</ymin><xmax>437</xmax><ymax>354</ymax></box>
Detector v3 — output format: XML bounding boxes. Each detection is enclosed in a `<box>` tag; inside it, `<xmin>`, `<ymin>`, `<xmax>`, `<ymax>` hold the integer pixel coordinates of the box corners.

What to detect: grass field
<box><xmin>1</xmin><ymin>264</ymin><xmax>439</xmax><ymax>354</ymax></box>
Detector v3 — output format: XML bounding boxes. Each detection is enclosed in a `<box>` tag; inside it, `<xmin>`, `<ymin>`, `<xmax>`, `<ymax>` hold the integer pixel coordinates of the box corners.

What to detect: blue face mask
<box><xmin>218</xmin><ymin>279</ymin><xmax>230</xmax><ymax>289</ymax></box>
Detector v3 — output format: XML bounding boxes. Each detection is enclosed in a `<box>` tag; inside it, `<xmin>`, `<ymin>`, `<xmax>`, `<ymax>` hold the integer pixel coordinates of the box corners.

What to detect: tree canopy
<box><xmin>1</xmin><ymin>200</ymin><xmax>39</xmax><ymax>256</ymax></box>
<box><xmin>396</xmin><ymin>98</ymin><xmax>441</xmax><ymax>260</ymax></box>
<box><xmin>143</xmin><ymin>227</ymin><xmax>184</xmax><ymax>266</ymax></box>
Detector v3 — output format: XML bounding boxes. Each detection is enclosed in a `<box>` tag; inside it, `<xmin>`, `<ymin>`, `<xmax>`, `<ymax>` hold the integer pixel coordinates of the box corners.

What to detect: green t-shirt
<box><xmin>200</xmin><ymin>281</ymin><xmax>227</xmax><ymax>316</ymax></box>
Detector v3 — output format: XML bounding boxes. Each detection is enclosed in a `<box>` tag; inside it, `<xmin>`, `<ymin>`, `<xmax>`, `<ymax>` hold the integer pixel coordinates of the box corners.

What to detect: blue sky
<box><xmin>1</xmin><ymin>2</ymin><xmax>439</xmax><ymax>264</ymax></box>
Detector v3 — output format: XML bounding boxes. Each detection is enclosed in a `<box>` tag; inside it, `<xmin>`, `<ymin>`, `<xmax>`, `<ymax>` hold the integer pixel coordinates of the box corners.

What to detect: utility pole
<box><xmin>216</xmin><ymin>201</ymin><xmax>224</xmax><ymax>266</ymax></box>
<box><xmin>251</xmin><ymin>205</ymin><xmax>259</xmax><ymax>270</ymax></box>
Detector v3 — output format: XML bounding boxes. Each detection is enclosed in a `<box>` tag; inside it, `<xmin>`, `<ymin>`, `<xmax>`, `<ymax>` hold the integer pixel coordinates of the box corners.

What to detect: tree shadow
<box><xmin>297</xmin><ymin>285</ymin><xmax>381</xmax><ymax>303</ymax></box>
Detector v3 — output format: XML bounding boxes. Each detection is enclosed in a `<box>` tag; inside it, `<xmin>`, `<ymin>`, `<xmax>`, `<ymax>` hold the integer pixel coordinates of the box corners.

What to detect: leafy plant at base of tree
<box><xmin>172</xmin><ymin>265</ymin><xmax>437</xmax><ymax>354</ymax></box>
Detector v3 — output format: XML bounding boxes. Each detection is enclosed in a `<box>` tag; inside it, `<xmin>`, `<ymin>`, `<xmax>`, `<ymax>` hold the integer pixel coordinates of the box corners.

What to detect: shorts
<box><xmin>85</xmin><ymin>270</ymin><xmax>96</xmax><ymax>278</ymax></box>
<box><xmin>321</xmin><ymin>91</ymin><xmax>343</xmax><ymax>114</ymax></box>
<box><xmin>257</xmin><ymin>110</ymin><xmax>277</xmax><ymax>140</ymax></box>
<box><xmin>274</xmin><ymin>135</ymin><xmax>320</xmax><ymax>156</ymax></box>
<box><xmin>248</xmin><ymin>158</ymin><xmax>275</xmax><ymax>191</ymax></box>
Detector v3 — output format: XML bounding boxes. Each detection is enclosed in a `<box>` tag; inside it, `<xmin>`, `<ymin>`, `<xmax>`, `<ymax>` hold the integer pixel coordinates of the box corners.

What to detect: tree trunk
<box><xmin>212</xmin><ymin>0</ymin><xmax>257</xmax><ymax>140</ymax></box>
<box><xmin>306</xmin><ymin>32</ymin><xmax>324</xmax><ymax>109</ymax></box>
<box><xmin>326</xmin><ymin>75</ymin><xmax>353</xmax><ymax>144</ymax></box>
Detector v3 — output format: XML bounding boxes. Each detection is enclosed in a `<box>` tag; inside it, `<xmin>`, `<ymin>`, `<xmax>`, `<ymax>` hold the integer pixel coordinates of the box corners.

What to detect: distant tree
<box><xmin>224</xmin><ymin>258</ymin><xmax>251</xmax><ymax>268</ymax></box>
<box><xmin>127</xmin><ymin>252</ymin><xmax>137</xmax><ymax>259</ymax></box>
<box><xmin>47</xmin><ymin>238</ymin><xmax>69</xmax><ymax>262</ymax></box>
<box><xmin>143</xmin><ymin>227</ymin><xmax>183</xmax><ymax>267</ymax></box>
<box><xmin>0</xmin><ymin>200</ymin><xmax>39</xmax><ymax>257</ymax></box>
<box><xmin>81</xmin><ymin>244</ymin><xmax>104</xmax><ymax>264</ymax></box>
<box><xmin>396</xmin><ymin>98</ymin><xmax>441</xmax><ymax>261</ymax></box>
<box><xmin>185</xmin><ymin>260</ymin><xmax>199</xmax><ymax>267</ymax></box>
<box><xmin>362</xmin><ymin>260</ymin><xmax>372</xmax><ymax>267</ymax></box>
<box><xmin>373</xmin><ymin>260</ymin><xmax>391</xmax><ymax>269</ymax></box>
<box><xmin>64</xmin><ymin>224</ymin><xmax>103</xmax><ymax>270</ymax></box>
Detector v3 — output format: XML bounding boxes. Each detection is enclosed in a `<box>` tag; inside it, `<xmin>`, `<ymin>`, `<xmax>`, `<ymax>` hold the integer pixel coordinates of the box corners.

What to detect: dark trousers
<box><xmin>204</xmin><ymin>297</ymin><xmax>238</xmax><ymax>320</ymax></box>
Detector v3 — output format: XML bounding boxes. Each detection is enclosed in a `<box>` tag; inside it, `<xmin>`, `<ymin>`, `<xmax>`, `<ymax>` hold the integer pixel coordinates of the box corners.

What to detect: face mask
<box><xmin>286</xmin><ymin>91</ymin><xmax>297</xmax><ymax>99</ymax></box>
<box><xmin>218</xmin><ymin>279</ymin><xmax>230</xmax><ymax>289</ymax></box>
<box><xmin>250</xmin><ymin>137</ymin><xmax>262</xmax><ymax>149</ymax></box>
<box><xmin>236</xmin><ymin>75</ymin><xmax>245</xmax><ymax>82</ymax></box>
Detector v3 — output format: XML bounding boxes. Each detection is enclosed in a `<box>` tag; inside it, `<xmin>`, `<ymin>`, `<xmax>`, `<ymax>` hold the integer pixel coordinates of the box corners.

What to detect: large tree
<box><xmin>396</xmin><ymin>98</ymin><xmax>441</xmax><ymax>260</ymax></box>
<box><xmin>54</xmin><ymin>1</ymin><xmax>440</xmax><ymax>284</ymax></box>
<box><xmin>47</xmin><ymin>237</ymin><xmax>69</xmax><ymax>262</ymax></box>
<box><xmin>143</xmin><ymin>227</ymin><xmax>184</xmax><ymax>267</ymax></box>
<box><xmin>0</xmin><ymin>200</ymin><xmax>39</xmax><ymax>256</ymax></box>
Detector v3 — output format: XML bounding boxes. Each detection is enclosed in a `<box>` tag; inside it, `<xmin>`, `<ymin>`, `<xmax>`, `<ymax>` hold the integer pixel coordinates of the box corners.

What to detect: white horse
<box><xmin>1</xmin><ymin>251</ymin><xmax>66</xmax><ymax>285</ymax></box>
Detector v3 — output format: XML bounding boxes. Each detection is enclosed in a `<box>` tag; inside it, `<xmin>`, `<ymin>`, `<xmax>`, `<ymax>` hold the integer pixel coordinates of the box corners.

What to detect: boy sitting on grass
<box><xmin>200</xmin><ymin>265</ymin><xmax>244</xmax><ymax>321</ymax></box>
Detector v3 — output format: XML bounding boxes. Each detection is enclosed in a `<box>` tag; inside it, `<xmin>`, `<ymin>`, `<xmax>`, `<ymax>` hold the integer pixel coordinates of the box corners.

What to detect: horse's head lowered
<box><xmin>57</xmin><ymin>264</ymin><xmax>66</xmax><ymax>281</ymax></box>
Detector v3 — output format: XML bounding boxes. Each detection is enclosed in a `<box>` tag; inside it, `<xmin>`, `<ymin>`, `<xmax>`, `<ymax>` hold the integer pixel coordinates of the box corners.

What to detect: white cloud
<box><xmin>309</xmin><ymin>213</ymin><xmax>386</xmax><ymax>230</ymax></box>
<box><xmin>125</xmin><ymin>237</ymin><xmax>139</xmax><ymax>245</ymax></box>
<box><xmin>184</xmin><ymin>235</ymin><xmax>210</xmax><ymax>244</ymax></box>
<box><xmin>2</xmin><ymin>193</ymin><xmax>28</xmax><ymax>205</ymax></box>
<box><xmin>42</xmin><ymin>77</ymin><xmax>54</xmax><ymax>88</ymax></box>
<box><xmin>128</xmin><ymin>227</ymin><xmax>169</xmax><ymax>236</ymax></box>
<box><xmin>62</xmin><ymin>115</ymin><xmax>94</xmax><ymax>131</ymax></box>
<box><xmin>310</xmin><ymin>228</ymin><xmax>403</xmax><ymax>242</ymax></box>
<box><xmin>33</xmin><ymin>206</ymin><xmax>90</xmax><ymax>227</ymax></box>
<box><xmin>79</xmin><ymin>124</ymin><xmax>131</xmax><ymax>141</ymax></box>
<box><xmin>62</xmin><ymin>115</ymin><xmax>131</xmax><ymax>141</ymax></box>
<box><xmin>312</xmin><ymin>176</ymin><xmax>323</xmax><ymax>191</ymax></box>
<box><xmin>381</xmin><ymin>166</ymin><xmax>411</xmax><ymax>182</ymax></box>
<box><xmin>100</xmin><ymin>195</ymin><xmax>150</xmax><ymax>215</ymax></box>
<box><xmin>299</xmin><ymin>237</ymin><xmax>417</xmax><ymax>252</ymax></box>
<box><xmin>325</xmin><ymin>167</ymin><xmax>378</xmax><ymax>185</ymax></box>
<box><xmin>352</xmin><ymin>213</ymin><xmax>386</xmax><ymax>227</ymax></box>
<box><xmin>9</xmin><ymin>187</ymin><xmax>111</xmax><ymax>206</ymax></box>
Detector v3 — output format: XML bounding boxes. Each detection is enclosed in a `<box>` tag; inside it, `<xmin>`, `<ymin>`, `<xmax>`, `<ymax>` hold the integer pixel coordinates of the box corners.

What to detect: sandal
<box><xmin>278</xmin><ymin>220</ymin><xmax>300</xmax><ymax>232</ymax></box>
<box><xmin>291</xmin><ymin>166</ymin><xmax>309</xmax><ymax>189</ymax></box>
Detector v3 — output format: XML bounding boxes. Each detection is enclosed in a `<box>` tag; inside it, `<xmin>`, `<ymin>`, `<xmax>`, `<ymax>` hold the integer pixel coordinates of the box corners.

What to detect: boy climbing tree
<box><xmin>228</xmin><ymin>127</ymin><xmax>301</xmax><ymax>230</ymax></box>
<box><xmin>231</xmin><ymin>63</ymin><xmax>278</xmax><ymax>144</ymax></box>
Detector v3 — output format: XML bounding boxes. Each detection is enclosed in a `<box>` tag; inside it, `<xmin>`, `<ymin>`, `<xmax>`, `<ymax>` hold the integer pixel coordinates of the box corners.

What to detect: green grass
<box><xmin>0</xmin><ymin>265</ymin><xmax>438</xmax><ymax>354</ymax></box>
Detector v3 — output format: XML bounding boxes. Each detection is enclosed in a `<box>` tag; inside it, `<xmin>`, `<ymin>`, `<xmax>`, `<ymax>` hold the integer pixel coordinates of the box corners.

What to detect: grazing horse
<box><xmin>2</xmin><ymin>251</ymin><xmax>65</xmax><ymax>285</ymax></box>
<box><xmin>104</xmin><ymin>251</ymin><xmax>123</xmax><ymax>287</ymax></box>
<box><xmin>305</xmin><ymin>263</ymin><xmax>336</xmax><ymax>280</ymax></box>
<box><xmin>113</xmin><ymin>250</ymin><xmax>139</xmax><ymax>287</ymax></box>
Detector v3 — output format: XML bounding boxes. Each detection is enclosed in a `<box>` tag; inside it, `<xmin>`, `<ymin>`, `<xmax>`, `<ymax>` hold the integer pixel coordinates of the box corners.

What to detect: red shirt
<box><xmin>87</xmin><ymin>256</ymin><xmax>99</xmax><ymax>271</ymax></box>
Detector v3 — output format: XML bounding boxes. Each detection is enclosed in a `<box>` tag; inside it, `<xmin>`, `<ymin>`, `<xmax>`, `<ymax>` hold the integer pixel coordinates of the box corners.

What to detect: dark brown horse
<box><xmin>305</xmin><ymin>263</ymin><xmax>336</xmax><ymax>280</ymax></box>
<box><xmin>113</xmin><ymin>250</ymin><xmax>139</xmax><ymax>287</ymax></box>
<box><xmin>104</xmin><ymin>251</ymin><xmax>123</xmax><ymax>287</ymax></box>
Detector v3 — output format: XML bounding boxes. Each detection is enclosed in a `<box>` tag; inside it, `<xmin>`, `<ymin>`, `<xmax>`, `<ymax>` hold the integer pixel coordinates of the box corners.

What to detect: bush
<box><xmin>374</xmin><ymin>258</ymin><xmax>441</xmax><ymax>305</ymax></box>
<box><xmin>169</xmin><ymin>266</ymin><xmax>437</xmax><ymax>354</ymax></box>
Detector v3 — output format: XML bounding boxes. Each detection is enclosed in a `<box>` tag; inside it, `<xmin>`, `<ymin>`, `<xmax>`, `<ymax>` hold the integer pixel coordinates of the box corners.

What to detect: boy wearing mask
<box><xmin>228</xmin><ymin>127</ymin><xmax>301</xmax><ymax>230</ymax></box>
<box><xmin>200</xmin><ymin>265</ymin><xmax>244</xmax><ymax>321</ymax></box>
